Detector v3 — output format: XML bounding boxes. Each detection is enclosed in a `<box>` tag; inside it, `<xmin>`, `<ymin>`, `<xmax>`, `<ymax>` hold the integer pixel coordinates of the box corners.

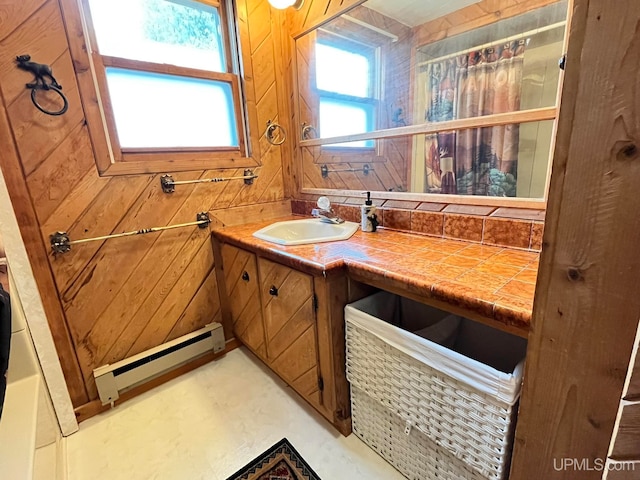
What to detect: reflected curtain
<box><xmin>424</xmin><ymin>39</ymin><xmax>526</xmax><ymax>196</ymax></box>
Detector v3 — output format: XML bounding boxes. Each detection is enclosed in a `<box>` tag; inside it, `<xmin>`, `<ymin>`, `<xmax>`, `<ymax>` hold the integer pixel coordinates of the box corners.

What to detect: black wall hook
<box><xmin>16</xmin><ymin>55</ymin><xmax>68</xmax><ymax>116</ymax></box>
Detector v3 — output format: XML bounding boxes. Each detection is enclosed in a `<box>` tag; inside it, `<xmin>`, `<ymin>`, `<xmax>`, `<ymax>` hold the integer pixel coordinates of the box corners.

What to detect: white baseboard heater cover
<box><xmin>94</xmin><ymin>323</ymin><xmax>225</xmax><ymax>405</ymax></box>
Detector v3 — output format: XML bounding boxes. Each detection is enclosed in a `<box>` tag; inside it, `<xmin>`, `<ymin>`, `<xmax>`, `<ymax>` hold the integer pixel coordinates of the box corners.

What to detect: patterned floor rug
<box><xmin>226</xmin><ymin>438</ymin><xmax>321</xmax><ymax>480</ymax></box>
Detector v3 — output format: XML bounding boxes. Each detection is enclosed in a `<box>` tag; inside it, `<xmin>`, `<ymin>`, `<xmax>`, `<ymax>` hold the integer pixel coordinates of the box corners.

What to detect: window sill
<box><xmin>96</xmin><ymin>153</ymin><xmax>260</xmax><ymax>176</ymax></box>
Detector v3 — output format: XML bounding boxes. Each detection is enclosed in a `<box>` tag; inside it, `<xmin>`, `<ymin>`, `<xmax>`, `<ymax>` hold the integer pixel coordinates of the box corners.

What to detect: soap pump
<box><xmin>361</xmin><ymin>192</ymin><xmax>378</xmax><ymax>233</ymax></box>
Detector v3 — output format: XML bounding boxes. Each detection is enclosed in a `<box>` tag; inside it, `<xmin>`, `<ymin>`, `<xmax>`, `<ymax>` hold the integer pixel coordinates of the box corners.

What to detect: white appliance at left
<box><xmin>0</xmin><ymin>269</ymin><xmax>65</xmax><ymax>480</ymax></box>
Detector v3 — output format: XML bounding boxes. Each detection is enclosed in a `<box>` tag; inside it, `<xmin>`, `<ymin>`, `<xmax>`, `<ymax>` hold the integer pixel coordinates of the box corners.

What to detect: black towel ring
<box><xmin>16</xmin><ymin>54</ymin><xmax>69</xmax><ymax>116</ymax></box>
<box><xmin>30</xmin><ymin>85</ymin><xmax>68</xmax><ymax>116</ymax></box>
<box><xmin>301</xmin><ymin>122</ymin><xmax>318</xmax><ymax>140</ymax></box>
<box><xmin>265</xmin><ymin>120</ymin><xmax>286</xmax><ymax>145</ymax></box>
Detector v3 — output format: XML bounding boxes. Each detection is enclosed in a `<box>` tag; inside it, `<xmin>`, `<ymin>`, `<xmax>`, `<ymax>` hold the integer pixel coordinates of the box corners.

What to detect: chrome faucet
<box><xmin>312</xmin><ymin>196</ymin><xmax>344</xmax><ymax>224</ymax></box>
<box><xmin>311</xmin><ymin>207</ymin><xmax>344</xmax><ymax>224</ymax></box>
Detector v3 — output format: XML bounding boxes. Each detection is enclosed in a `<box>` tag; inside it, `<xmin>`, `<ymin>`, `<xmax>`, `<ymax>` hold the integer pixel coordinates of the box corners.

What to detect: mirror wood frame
<box><xmin>287</xmin><ymin>0</ymin><xmax>571</xmax><ymax>210</ymax></box>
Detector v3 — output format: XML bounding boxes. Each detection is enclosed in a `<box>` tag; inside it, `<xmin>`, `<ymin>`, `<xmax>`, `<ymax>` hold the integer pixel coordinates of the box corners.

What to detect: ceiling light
<box><xmin>268</xmin><ymin>0</ymin><xmax>304</xmax><ymax>9</ymax></box>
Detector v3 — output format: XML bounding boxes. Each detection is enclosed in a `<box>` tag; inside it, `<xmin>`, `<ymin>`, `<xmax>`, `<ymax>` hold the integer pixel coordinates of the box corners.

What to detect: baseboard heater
<box><xmin>94</xmin><ymin>323</ymin><xmax>225</xmax><ymax>405</ymax></box>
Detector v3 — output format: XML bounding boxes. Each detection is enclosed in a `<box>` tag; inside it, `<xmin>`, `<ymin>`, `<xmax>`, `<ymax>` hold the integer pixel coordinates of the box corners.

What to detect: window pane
<box><xmin>319</xmin><ymin>99</ymin><xmax>374</xmax><ymax>148</ymax></box>
<box><xmin>106</xmin><ymin>68</ymin><xmax>238</xmax><ymax>148</ymax></box>
<box><xmin>316</xmin><ymin>43</ymin><xmax>370</xmax><ymax>97</ymax></box>
<box><xmin>88</xmin><ymin>0</ymin><xmax>226</xmax><ymax>72</ymax></box>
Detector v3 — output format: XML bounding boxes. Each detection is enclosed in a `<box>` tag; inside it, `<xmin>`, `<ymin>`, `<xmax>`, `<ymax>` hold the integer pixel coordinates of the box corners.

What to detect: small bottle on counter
<box><xmin>361</xmin><ymin>192</ymin><xmax>378</xmax><ymax>233</ymax></box>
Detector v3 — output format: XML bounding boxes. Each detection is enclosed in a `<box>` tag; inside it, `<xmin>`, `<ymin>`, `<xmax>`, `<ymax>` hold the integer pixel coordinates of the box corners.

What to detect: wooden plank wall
<box><xmin>0</xmin><ymin>0</ymin><xmax>289</xmax><ymax>410</ymax></box>
<box><xmin>412</xmin><ymin>0</ymin><xmax>563</xmax><ymax>47</ymax></box>
<box><xmin>300</xmin><ymin>145</ymin><xmax>406</xmax><ymax>193</ymax></box>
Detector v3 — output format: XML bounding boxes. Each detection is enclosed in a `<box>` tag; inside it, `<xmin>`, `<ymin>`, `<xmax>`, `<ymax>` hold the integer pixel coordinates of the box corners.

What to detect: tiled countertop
<box><xmin>212</xmin><ymin>216</ymin><xmax>538</xmax><ymax>337</ymax></box>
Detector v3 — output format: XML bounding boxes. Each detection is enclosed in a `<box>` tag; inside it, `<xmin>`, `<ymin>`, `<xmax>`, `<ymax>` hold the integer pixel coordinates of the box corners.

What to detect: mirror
<box><xmin>294</xmin><ymin>0</ymin><xmax>569</xmax><ymax>202</ymax></box>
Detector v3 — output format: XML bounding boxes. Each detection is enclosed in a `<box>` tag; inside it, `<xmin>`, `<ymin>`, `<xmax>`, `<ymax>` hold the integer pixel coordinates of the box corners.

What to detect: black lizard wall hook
<box><xmin>16</xmin><ymin>54</ymin><xmax>68</xmax><ymax>116</ymax></box>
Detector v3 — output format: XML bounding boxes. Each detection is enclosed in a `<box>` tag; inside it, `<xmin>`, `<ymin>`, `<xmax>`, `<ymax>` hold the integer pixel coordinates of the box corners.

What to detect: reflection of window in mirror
<box><xmin>315</xmin><ymin>35</ymin><xmax>376</xmax><ymax>148</ymax></box>
<box><xmin>296</xmin><ymin>0</ymin><xmax>570</xmax><ymax>202</ymax></box>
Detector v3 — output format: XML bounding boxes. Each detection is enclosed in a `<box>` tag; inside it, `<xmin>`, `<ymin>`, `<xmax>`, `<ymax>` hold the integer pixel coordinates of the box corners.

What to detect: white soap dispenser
<box><xmin>361</xmin><ymin>192</ymin><xmax>378</xmax><ymax>233</ymax></box>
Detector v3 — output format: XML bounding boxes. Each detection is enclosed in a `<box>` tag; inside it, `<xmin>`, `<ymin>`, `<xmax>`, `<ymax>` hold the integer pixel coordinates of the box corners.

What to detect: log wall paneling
<box><xmin>0</xmin><ymin>0</ymin><xmax>289</xmax><ymax>412</ymax></box>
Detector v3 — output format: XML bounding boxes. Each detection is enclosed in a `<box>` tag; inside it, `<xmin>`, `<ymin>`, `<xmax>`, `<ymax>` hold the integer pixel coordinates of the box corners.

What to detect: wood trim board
<box><xmin>0</xmin><ymin>87</ymin><xmax>89</xmax><ymax>405</ymax></box>
<box><xmin>299</xmin><ymin>107</ymin><xmax>558</xmax><ymax>148</ymax></box>
<box><xmin>509</xmin><ymin>0</ymin><xmax>640</xmax><ymax>477</ymax></box>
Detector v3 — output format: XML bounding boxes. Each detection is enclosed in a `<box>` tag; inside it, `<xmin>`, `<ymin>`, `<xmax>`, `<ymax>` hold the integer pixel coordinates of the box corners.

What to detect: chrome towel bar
<box><xmin>160</xmin><ymin>169</ymin><xmax>257</xmax><ymax>193</ymax></box>
<box><xmin>49</xmin><ymin>212</ymin><xmax>211</xmax><ymax>254</ymax></box>
<box><xmin>321</xmin><ymin>164</ymin><xmax>373</xmax><ymax>178</ymax></box>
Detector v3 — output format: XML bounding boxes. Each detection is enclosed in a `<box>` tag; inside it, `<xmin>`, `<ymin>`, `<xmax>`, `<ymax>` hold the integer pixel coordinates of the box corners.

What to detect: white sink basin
<box><xmin>253</xmin><ymin>218</ymin><xmax>359</xmax><ymax>246</ymax></box>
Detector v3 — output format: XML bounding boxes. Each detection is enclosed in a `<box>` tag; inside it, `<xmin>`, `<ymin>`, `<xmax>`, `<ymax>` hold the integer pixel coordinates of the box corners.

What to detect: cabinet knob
<box><xmin>269</xmin><ymin>285</ymin><xmax>278</xmax><ymax>296</ymax></box>
<box><xmin>241</xmin><ymin>271</ymin><xmax>250</xmax><ymax>282</ymax></box>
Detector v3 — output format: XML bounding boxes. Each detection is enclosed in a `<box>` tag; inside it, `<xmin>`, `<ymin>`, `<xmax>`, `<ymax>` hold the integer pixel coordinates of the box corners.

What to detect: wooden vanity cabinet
<box><xmin>259</xmin><ymin>257</ymin><xmax>322</xmax><ymax>411</ymax></box>
<box><xmin>219</xmin><ymin>243</ymin><xmax>267</xmax><ymax>361</ymax></box>
<box><xmin>214</xmin><ymin>241</ymin><xmax>353</xmax><ymax>435</ymax></box>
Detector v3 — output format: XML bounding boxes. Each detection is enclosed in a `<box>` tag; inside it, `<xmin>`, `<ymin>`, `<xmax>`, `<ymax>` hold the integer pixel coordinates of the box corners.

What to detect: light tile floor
<box><xmin>66</xmin><ymin>348</ymin><xmax>405</xmax><ymax>480</ymax></box>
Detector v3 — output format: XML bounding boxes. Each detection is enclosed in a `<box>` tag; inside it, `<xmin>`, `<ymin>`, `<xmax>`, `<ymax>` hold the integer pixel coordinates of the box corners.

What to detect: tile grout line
<box><xmin>528</xmin><ymin>221</ymin><xmax>535</xmax><ymax>250</ymax></box>
<box><xmin>337</xmin><ymin>203</ymin><xmax>542</xmax><ymax>251</ymax></box>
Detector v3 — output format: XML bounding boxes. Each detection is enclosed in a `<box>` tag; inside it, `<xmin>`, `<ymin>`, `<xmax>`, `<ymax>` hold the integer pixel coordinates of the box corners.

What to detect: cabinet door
<box><xmin>258</xmin><ymin>257</ymin><xmax>322</xmax><ymax>407</ymax></box>
<box><xmin>221</xmin><ymin>244</ymin><xmax>266</xmax><ymax>360</ymax></box>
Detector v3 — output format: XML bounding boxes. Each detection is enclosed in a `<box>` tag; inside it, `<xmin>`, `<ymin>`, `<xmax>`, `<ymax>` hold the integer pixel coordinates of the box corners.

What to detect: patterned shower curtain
<box><xmin>424</xmin><ymin>39</ymin><xmax>526</xmax><ymax>196</ymax></box>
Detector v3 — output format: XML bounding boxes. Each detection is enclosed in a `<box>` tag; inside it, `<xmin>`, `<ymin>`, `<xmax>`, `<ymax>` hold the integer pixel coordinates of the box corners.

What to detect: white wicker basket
<box><xmin>351</xmin><ymin>386</ymin><xmax>484</xmax><ymax>480</ymax></box>
<box><xmin>346</xmin><ymin>316</ymin><xmax>521</xmax><ymax>480</ymax></box>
